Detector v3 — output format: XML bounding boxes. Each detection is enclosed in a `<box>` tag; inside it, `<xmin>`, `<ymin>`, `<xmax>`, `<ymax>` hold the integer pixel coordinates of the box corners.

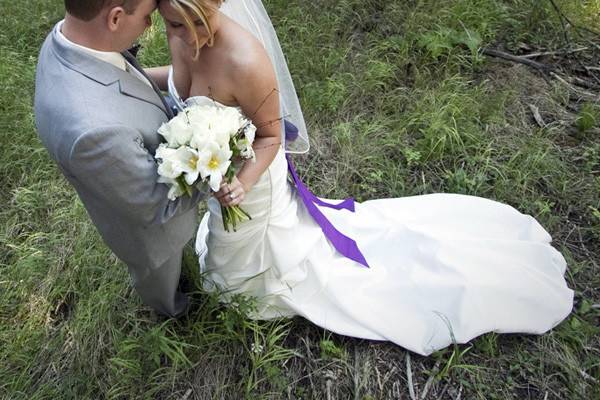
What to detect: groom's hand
<box><xmin>214</xmin><ymin>176</ymin><xmax>247</xmax><ymax>207</ymax></box>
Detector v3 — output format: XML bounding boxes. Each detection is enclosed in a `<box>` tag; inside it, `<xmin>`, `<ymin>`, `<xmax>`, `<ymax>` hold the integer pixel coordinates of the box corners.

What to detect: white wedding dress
<box><xmin>167</xmin><ymin>71</ymin><xmax>573</xmax><ymax>356</ymax></box>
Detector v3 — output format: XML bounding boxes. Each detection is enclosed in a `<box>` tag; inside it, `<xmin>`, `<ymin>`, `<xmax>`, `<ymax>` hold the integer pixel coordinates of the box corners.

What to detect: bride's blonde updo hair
<box><xmin>167</xmin><ymin>0</ymin><xmax>224</xmax><ymax>55</ymax></box>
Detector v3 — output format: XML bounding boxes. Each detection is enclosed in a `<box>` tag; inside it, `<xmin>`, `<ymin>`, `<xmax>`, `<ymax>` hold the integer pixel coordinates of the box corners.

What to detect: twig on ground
<box><xmin>481</xmin><ymin>48</ymin><xmax>553</xmax><ymax>72</ymax></box>
<box><xmin>455</xmin><ymin>384</ymin><xmax>463</xmax><ymax>400</ymax></box>
<box><xmin>522</xmin><ymin>47</ymin><xmax>589</xmax><ymax>59</ymax></box>
<box><xmin>528</xmin><ymin>104</ymin><xmax>547</xmax><ymax>128</ymax></box>
<box><xmin>392</xmin><ymin>381</ymin><xmax>402</xmax><ymax>398</ymax></box>
<box><xmin>569</xmin><ymin>76</ymin><xmax>600</xmax><ymax>90</ymax></box>
<box><xmin>180</xmin><ymin>389</ymin><xmax>192</xmax><ymax>400</ymax></box>
<box><xmin>406</xmin><ymin>353</ymin><xmax>417</xmax><ymax>400</ymax></box>
<box><xmin>584</xmin><ymin>67</ymin><xmax>600</xmax><ymax>86</ymax></box>
<box><xmin>300</xmin><ymin>337</ymin><xmax>317</xmax><ymax>394</ymax></box>
<box><xmin>550</xmin><ymin>72</ymin><xmax>600</xmax><ymax>100</ymax></box>
<box><xmin>483</xmin><ymin>46</ymin><xmax>600</xmax><ymax>97</ymax></box>
<box><xmin>374</xmin><ymin>362</ymin><xmax>383</xmax><ymax>391</ymax></box>
<box><xmin>326</xmin><ymin>379</ymin><xmax>333</xmax><ymax>400</ymax></box>
<box><xmin>583</xmin><ymin>65</ymin><xmax>600</xmax><ymax>84</ymax></box>
<box><xmin>580</xmin><ymin>369</ymin><xmax>599</xmax><ymax>383</ymax></box>
<box><xmin>439</xmin><ymin>383</ymin><xmax>450</xmax><ymax>398</ymax></box>
<box><xmin>352</xmin><ymin>349</ymin><xmax>366</xmax><ymax>400</ymax></box>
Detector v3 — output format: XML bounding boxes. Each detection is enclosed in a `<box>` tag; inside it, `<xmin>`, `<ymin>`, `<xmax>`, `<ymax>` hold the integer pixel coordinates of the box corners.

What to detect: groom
<box><xmin>34</xmin><ymin>0</ymin><xmax>205</xmax><ymax>317</ymax></box>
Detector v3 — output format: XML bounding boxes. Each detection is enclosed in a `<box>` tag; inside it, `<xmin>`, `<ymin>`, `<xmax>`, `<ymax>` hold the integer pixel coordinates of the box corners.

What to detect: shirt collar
<box><xmin>56</xmin><ymin>20</ymin><xmax>127</xmax><ymax>72</ymax></box>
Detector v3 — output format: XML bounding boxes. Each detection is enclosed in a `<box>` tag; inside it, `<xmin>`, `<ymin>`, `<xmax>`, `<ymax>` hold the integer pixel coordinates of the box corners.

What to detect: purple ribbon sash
<box><xmin>285</xmin><ymin>154</ymin><xmax>369</xmax><ymax>268</ymax></box>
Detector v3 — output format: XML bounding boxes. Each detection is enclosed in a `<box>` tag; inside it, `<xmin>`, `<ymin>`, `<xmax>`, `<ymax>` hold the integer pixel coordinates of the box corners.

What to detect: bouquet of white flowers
<box><xmin>155</xmin><ymin>103</ymin><xmax>257</xmax><ymax>232</ymax></box>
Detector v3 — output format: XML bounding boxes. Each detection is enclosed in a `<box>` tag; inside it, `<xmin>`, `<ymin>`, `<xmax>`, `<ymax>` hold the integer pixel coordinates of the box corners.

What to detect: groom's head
<box><xmin>63</xmin><ymin>0</ymin><xmax>157</xmax><ymax>51</ymax></box>
<box><xmin>65</xmin><ymin>0</ymin><xmax>141</xmax><ymax>21</ymax></box>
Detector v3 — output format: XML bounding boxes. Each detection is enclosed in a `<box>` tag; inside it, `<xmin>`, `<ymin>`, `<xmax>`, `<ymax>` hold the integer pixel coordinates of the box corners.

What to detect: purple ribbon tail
<box><xmin>286</xmin><ymin>154</ymin><xmax>369</xmax><ymax>268</ymax></box>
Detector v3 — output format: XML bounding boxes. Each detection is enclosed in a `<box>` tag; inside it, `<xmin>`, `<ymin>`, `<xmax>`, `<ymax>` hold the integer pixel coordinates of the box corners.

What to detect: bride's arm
<box><xmin>216</xmin><ymin>52</ymin><xmax>282</xmax><ymax>206</ymax></box>
<box><xmin>145</xmin><ymin>66</ymin><xmax>170</xmax><ymax>91</ymax></box>
<box><xmin>236</xmin><ymin>56</ymin><xmax>282</xmax><ymax>191</ymax></box>
<box><xmin>144</xmin><ymin>37</ymin><xmax>192</xmax><ymax>92</ymax></box>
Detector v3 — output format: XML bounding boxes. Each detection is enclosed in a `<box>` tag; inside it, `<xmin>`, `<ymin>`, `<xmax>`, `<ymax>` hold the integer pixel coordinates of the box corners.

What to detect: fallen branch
<box><xmin>569</xmin><ymin>76</ymin><xmax>600</xmax><ymax>91</ymax></box>
<box><xmin>551</xmin><ymin>72</ymin><xmax>600</xmax><ymax>100</ymax></box>
<box><xmin>521</xmin><ymin>47</ymin><xmax>589</xmax><ymax>59</ymax></box>
<box><xmin>481</xmin><ymin>48</ymin><xmax>553</xmax><ymax>72</ymax></box>
<box><xmin>483</xmin><ymin>47</ymin><xmax>600</xmax><ymax>99</ymax></box>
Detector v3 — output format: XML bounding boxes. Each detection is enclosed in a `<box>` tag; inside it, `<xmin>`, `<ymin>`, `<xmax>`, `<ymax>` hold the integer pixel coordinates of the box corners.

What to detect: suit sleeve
<box><xmin>68</xmin><ymin>124</ymin><xmax>206</xmax><ymax>226</ymax></box>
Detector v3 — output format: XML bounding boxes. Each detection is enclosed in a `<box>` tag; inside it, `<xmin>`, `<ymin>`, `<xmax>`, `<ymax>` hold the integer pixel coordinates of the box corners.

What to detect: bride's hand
<box><xmin>214</xmin><ymin>176</ymin><xmax>247</xmax><ymax>207</ymax></box>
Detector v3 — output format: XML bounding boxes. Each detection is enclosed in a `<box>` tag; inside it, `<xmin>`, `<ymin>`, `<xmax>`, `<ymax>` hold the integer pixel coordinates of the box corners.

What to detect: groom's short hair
<box><xmin>65</xmin><ymin>0</ymin><xmax>142</xmax><ymax>21</ymax></box>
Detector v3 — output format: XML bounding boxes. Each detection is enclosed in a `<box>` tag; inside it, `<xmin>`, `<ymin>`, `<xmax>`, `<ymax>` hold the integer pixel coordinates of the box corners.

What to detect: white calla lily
<box><xmin>169</xmin><ymin>146</ymin><xmax>203</xmax><ymax>186</ymax></box>
<box><xmin>155</xmin><ymin>144</ymin><xmax>183</xmax><ymax>179</ymax></box>
<box><xmin>218</xmin><ymin>107</ymin><xmax>245</xmax><ymax>141</ymax></box>
<box><xmin>189</xmin><ymin>128</ymin><xmax>211</xmax><ymax>151</ymax></box>
<box><xmin>157</xmin><ymin>177</ymin><xmax>186</xmax><ymax>200</ymax></box>
<box><xmin>198</xmin><ymin>142</ymin><xmax>233</xmax><ymax>191</ymax></box>
<box><xmin>158</xmin><ymin>114</ymin><xmax>194</xmax><ymax>148</ymax></box>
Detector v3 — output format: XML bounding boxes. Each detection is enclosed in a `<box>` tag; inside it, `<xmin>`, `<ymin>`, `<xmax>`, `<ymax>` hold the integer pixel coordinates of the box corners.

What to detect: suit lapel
<box><xmin>50</xmin><ymin>23</ymin><xmax>171</xmax><ymax>118</ymax></box>
<box><xmin>122</xmin><ymin>51</ymin><xmax>174</xmax><ymax>119</ymax></box>
<box><xmin>116</xmin><ymin>67</ymin><xmax>170</xmax><ymax>117</ymax></box>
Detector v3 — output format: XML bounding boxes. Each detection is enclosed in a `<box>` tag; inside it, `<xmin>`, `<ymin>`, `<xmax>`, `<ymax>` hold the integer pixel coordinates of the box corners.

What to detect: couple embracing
<box><xmin>35</xmin><ymin>0</ymin><xmax>574</xmax><ymax>356</ymax></box>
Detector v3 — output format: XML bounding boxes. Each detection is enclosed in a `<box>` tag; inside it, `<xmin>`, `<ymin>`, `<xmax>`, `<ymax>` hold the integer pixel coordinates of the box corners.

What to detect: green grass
<box><xmin>1</xmin><ymin>0</ymin><xmax>599</xmax><ymax>398</ymax></box>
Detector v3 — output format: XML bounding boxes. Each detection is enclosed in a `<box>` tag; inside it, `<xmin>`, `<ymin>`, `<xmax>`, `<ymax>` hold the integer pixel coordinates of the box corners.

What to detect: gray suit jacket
<box><xmin>34</xmin><ymin>23</ymin><xmax>205</xmax><ymax>276</ymax></box>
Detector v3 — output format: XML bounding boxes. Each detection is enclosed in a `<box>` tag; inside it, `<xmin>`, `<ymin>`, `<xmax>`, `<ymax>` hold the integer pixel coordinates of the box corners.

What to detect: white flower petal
<box><xmin>244</xmin><ymin>123</ymin><xmax>256</xmax><ymax>143</ymax></box>
<box><xmin>167</xmin><ymin>183</ymin><xmax>185</xmax><ymax>200</ymax></box>
<box><xmin>184</xmin><ymin>170</ymin><xmax>200</xmax><ymax>186</ymax></box>
<box><xmin>219</xmin><ymin>160</ymin><xmax>231</xmax><ymax>176</ymax></box>
<box><xmin>209</xmin><ymin>172</ymin><xmax>222</xmax><ymax>192</ymax></box>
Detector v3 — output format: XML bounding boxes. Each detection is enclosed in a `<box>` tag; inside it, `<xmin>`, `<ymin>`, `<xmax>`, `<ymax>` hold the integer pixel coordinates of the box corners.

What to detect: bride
<box><xmin>148</xmin><ymin>0</ymin><xmax>573</xmax><ymax>356</ymax></box>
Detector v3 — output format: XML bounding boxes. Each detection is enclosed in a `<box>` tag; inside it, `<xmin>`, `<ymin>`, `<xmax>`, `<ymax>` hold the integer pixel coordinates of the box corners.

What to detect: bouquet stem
<box><xmin>221</xmin><ymin>204</ymin><xmax>252</xmax><ymax>232</ymax></box>
<box><xmin>220</xmin><ymin>169</ymin><xmax>252</xmax><ymax>232</ymax></box>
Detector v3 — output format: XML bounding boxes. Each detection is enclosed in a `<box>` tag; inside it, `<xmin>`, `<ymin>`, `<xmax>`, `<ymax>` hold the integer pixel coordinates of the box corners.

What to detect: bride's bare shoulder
<box><xmin>220</xmin><ymin>16</ymin><xmax>275</xmax><ymax>82</ymax></box>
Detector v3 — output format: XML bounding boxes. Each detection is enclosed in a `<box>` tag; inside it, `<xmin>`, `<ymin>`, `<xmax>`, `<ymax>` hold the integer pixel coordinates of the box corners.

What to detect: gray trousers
<box><xmin>128</xmin><ymin>249</ymin><xmax>189</xmax><ymax>317</ymax></box>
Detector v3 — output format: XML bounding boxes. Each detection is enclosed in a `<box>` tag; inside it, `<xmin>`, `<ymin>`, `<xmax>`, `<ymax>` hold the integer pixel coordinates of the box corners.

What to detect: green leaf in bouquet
<box><xmin>176</xmin><ymin>175</ymin><xmax>193</xmax><ymax>197</ymax></box>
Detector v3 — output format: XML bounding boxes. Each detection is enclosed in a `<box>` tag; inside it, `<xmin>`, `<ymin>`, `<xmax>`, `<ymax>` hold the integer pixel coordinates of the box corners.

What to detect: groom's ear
<box><xmin>106</xmin><ymin>6</ymin><xmax>127</xmax><ymax>32</ymax></box>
